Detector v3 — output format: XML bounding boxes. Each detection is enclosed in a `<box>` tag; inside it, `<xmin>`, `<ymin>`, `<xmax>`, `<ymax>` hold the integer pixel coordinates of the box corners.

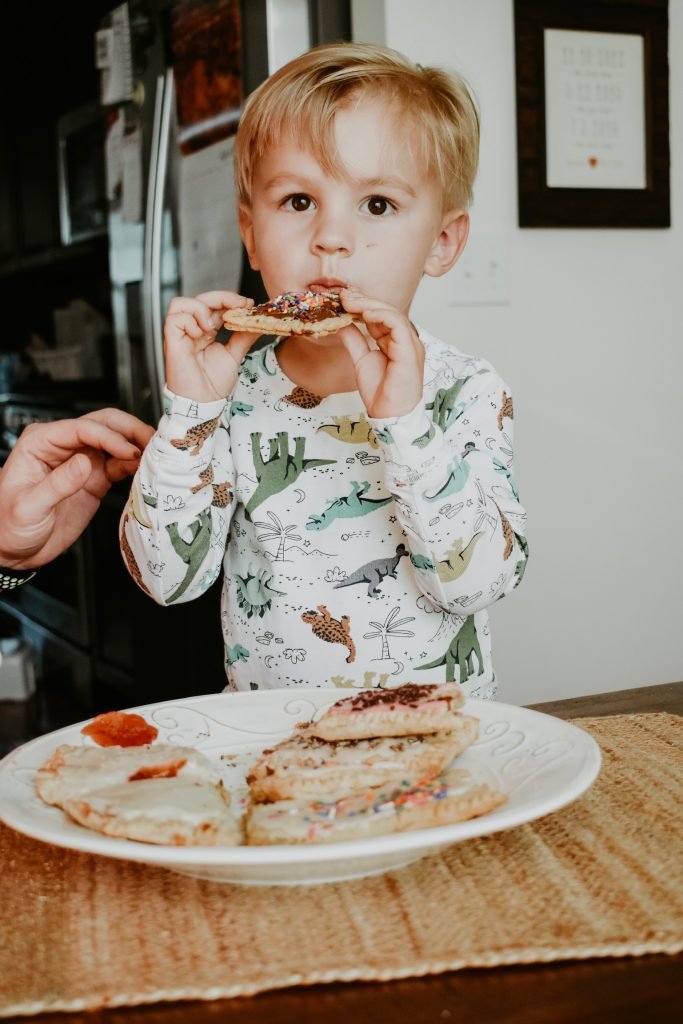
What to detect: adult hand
<box><xmin>164</xmin><ymin>290</ymin><xmax>262</xmax><ymax>402</ymax></box>
<box><xmin>0</xmin><ymin>408</ymin><xmax>154</xmax><ymax>569</ymax></box>
<box><xmin>338</xmin><ymin>288</ymin><xmax>425</xmax><ymax>419</ymax></box>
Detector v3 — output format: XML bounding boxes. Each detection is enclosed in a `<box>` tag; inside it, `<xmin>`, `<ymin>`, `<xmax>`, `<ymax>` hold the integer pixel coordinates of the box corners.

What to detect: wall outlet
<box><xmin>449</xmin><ymin>231</ymin><xmax>510</xmax><ymax>306</ymax></box>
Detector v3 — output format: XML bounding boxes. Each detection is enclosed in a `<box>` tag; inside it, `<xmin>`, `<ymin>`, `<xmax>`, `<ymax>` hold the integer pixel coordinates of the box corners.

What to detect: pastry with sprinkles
<box><xmin>221</xmin><ymin>289</ymin><xmax>358</xmax><ymax>336</ymax></box>
<box><xmin>247</xmin><ymin>717</ymin><xmax>479</xmax><ymax>803</ymax></box>
<box><xmin>308</xmin><ymin>682</ymin><xmax>466</xmax><ymax>742</ymax></box>
<box><xmin>245</xmin><ymin>769</ymin><xmax>506</xmax><ymax>845</ymax></box>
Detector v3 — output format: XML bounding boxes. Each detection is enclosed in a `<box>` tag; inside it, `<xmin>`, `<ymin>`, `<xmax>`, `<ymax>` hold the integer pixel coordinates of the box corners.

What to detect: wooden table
<box><xmin>13</xmin><ymin>682</ymin><xmax>682</xmax><ymax>1024</ymax></box>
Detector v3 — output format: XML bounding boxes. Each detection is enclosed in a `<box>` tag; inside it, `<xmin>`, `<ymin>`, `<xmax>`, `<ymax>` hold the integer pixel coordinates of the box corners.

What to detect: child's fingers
<box><xmin>223</xmin><ymin>330</ymin><xmax>263</xmax><ymax>367</ymax></box>
<box><xmin>194</xmin><ymin>290</ymin><xmax>253</xmax><ymax>311</ymax></box>
<box><xmin>167</xmin><ymin>293</ymin><xmax>251</xmax><ymax>336</ymax></box>
<box><xmin>338</xmin><ymin>322</ymin><xmax>372</xmax><ymax>367</ymax></box>
<box><xmin>358</xmin><ymin>306</ymin><xmax>418</xmax><ymax>351</ymax></box>
<box><xmin>165</xmin><ymin>311</ymin><xmax>209</xmax><ymax>344</ymax></box>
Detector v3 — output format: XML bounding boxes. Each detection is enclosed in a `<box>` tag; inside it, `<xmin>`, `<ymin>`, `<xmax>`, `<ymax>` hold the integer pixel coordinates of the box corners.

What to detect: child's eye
<box><xmin>282</xmin><ymin>194</ymin><xmax>313</xmax><ymax>212</ymax></box>
<box><xmin>362</xmin><ymin>196</ymin><xmax>396</xmax><ymax>217</ymax></box>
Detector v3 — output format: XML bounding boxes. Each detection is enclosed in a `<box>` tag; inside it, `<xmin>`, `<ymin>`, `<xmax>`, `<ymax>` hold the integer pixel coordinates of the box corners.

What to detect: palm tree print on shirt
<box><xmin>363</xmin><ymin>606</ymin><xmax>415</xmax><ymax>660</ymax></box>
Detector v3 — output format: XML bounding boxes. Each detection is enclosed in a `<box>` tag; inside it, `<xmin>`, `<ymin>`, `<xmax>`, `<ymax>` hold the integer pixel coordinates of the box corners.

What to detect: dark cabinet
<box><xmin>0</xmin><ymin>128</ymin><xmax>18</xmax><ymax>263</ymax></box>
<box><xmin>0</xmin><ymin>1</ymin><xmax>111</xmax><ymax>272</ymax></box>
<box><xmin>16</xmin><ymin>127</ymin><xmax>61</xmax><ymax>254</ymax></box>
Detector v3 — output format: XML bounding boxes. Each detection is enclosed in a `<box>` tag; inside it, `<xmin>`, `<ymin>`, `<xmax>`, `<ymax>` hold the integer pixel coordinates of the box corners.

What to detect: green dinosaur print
<box><xmin>372</xmin><ymin>425</ymin><xmax>395</xmax><ymax>445</ymax></box>
<box><xmin>245</xmin><ymin>432</ymin><xmax>335</xmax><ymax>519</ymax></box>
<box><xmin>233</xmin><ymin>567</ymin><xmax>286</xmax><ymax>618</ymax></box>
<box><xmin>410</xmin><ymin>553</ymin><xmax>436</xmax><ymax>573</ymax></box>
<box><xmin>317</xmin><ymin>415</ymin><xmax>378</xmax><ymax>448</ymax></box>
<box><xmin>493</xmin><ymin>457</ymin><xmax>520</xmax><ymax>501</ymax></box>
<box><xmin>423</xmin><ymin>444</ymin><xmax>476</xmax><ymax>502</ymax></box>
<box><xmin>426</xmin><ymin>371</ymin><xmax>485</xmax><ymax>432</ymax></box>
<box><xmin>436</xmin><ymin>533</ymin><xmax>484</xmax><ymax>582</ymax></box>
<box><xmin>230</xmin><ymin>400</ymin><xmax>253</xmax><ymax>417</ymax></box>
<box><xmin>226</xmin><ymin>643</ymin><xmax>250</xmax><ymax>665</ymax></box>
<box><xmin>334</xmin><ymin>544</ymin><xmax>407</xmax><ymax>597</ymax></box>
<box><xmin>514</xmin><ymin>535</ymin><xmax>529</xmax><ymax>587</ymax></box>
<box><xmin>306</xmin><ymin>480</ymin><xmax>393</xmax><ymax>531</ymax></box>
<box><xmin>411</xmin><ymin>421</ymin><xmax>436</xmax><ymax>448</ymax></box>
<box><xmin>165</xmin><ymin>509</ymin><xmax>213</xmax><ymax>604</ymax></box>
<box><xmin>417</xmin><ymin>615</ymin><xmax>484</xmax><ymax>683</ymax></box>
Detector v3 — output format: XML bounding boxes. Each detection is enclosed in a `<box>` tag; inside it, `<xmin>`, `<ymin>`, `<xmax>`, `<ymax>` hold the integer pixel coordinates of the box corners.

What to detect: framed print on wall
<box><xmin>514</xmin><ymin>0</ymin><xmax>670</xmax><ymax>228</ymax></box>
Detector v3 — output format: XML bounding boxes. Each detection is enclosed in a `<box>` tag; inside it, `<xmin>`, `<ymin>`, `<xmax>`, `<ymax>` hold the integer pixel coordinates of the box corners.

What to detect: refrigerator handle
<box><xmin>143</xmin><ymin>69</ymin><xmax>174</xmax><ymax>423</ymax></box>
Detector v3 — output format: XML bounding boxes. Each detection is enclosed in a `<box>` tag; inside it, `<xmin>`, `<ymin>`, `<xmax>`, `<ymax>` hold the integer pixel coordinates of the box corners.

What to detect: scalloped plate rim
<box><xmin>0</xmin><ymin>690</ymin><xmax>601</xmax><ymax>876</ymax></box>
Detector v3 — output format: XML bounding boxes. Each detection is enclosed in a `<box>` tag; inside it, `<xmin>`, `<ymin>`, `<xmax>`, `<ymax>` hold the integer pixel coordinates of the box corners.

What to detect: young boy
<box><xmin>121</xmin><ymin>43</ymin><xmax>528</xmax><ymax>698</ymax></box>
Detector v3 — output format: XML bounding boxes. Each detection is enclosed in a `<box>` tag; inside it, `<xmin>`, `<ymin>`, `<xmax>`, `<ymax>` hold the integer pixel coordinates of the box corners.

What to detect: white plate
<box><xmin>0</xmin><ymin>690</ymin><xmax>600</xmax><ymax>886</ymax></box>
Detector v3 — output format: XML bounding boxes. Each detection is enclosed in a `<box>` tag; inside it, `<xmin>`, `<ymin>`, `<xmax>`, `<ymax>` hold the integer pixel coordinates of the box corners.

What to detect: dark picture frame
<box><xmin>514</xmin><ymin>0</ymin><xmax>670</xmax><ymax>228</ymax></box>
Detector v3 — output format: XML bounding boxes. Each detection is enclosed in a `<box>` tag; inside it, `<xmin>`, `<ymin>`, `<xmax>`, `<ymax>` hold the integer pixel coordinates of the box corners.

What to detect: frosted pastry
<box><xmin>63</xmin><ymin>777</ymin><xmax>242</xmax><ymax>846</ymax></box>
<box><xmin>308</xmin><ymin>682</ymin><xmax>466</xmax><ymax>741</ymax></box>
<box><xmin>246</xmin><ymin>769</ymin><xmax>506</xmax><ymax>845</ymax></box>
<box><xmin>247</xmin><ymin>718</ymin><xmax>478</xmax><ymax>803</ymax></box>
<box><xmin>221</xmin><ymin>290</ymin><xmax>357</xmax><ymax>336</ymax></box>
<box><xmin>35</xmin><ymin>743</ymin><xmax>221</xmax><ymax>808</ymax></box>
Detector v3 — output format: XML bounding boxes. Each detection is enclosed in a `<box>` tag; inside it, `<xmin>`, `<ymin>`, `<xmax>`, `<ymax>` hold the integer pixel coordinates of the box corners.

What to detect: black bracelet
<box><xmin>0</xmin><ymin>566</ymin><xmax>37</xmax><ymax>590</ymax></box>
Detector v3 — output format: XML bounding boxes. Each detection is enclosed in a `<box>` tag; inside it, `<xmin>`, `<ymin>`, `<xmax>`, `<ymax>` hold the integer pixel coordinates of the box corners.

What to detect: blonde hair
<box><xmin>235</xmin><ymin>42</ymin><xmax>480</xmax><ymax>211</ymax></box>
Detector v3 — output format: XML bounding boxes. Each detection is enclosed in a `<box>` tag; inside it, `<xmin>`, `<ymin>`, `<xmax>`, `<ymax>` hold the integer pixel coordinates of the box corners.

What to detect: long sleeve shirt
<box><xmin>120</xmin><ymin>327</ymin><xmax>528</xmax><ymax>698</ymax></box>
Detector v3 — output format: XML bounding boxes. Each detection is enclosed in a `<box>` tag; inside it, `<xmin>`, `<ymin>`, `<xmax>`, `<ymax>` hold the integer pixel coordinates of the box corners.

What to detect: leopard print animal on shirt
<box><xmin>170</xmin><ymin>417</ymin><xmax>220</xmax><ymax>456</ymax></box>
<box><xmin>120</xmin><ymin>514</ymin><xmax>151</xmax><ymax>596</ymax></box>
<box><xmin>498</xmin><ymin>392</ymin><xmax>513</xmax><ymax>431</ymax></box>
<box><xmin>190</xmin><ymin>466</ymin><xmax>233</xmax><ymax>508</ymax></box>
<box><xmin>283</xmin><ymin>386</ymin><xmax>323</xmax><ymax>409</ymax></box>
<box><xmin>301</xmin><ymin>605</ymin><xmax>356</xmax><ymax>664</ymax></box>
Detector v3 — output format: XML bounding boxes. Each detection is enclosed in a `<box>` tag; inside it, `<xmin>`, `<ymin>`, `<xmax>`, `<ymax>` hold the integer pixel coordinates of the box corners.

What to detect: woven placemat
<box><xmin>1</xmin><ymin>712</ymin><xmax>681</xmax><ymax>1018</ymax></box>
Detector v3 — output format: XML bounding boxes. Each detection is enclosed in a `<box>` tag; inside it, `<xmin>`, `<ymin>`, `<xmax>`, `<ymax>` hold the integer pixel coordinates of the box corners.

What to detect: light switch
<box><xmin>449</xmin><ymin>231</ymin><xmax>510</xmax><ymax>306</ymax></box>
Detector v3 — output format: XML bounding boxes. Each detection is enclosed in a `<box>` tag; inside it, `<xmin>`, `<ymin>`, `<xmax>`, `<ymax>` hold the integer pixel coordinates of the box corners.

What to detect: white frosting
<box><xmin>68</xmin><ymin>778</ymin><xmax>231</xmax><ymax>824</ymax></box>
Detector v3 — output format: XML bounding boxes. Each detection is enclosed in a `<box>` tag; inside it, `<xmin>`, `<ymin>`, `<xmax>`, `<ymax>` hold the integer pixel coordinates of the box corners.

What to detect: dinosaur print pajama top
<box><xmin>121</xmin><ymin>328</ymin><xmax>528</xmax><ymax>697</ymax></box>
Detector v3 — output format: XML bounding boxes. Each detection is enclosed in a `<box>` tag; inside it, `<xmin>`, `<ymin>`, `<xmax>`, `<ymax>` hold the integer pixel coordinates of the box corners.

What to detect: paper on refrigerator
<box><xmin>179</xmin><ymin>137</ymin><xmax>243</xmax><ymax>298</ymax></box>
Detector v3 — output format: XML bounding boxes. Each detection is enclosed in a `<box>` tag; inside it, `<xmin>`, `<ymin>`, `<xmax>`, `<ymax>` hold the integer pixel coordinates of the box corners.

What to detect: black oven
<box><xmin>0</xmin><ymin>398</ymin><xmax>97</xmax><ymax>737</ymax></box>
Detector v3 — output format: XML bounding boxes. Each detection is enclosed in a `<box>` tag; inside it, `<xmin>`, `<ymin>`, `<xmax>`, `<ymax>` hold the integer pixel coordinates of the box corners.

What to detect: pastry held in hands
<box><xmin>308</xmin><ymin>682</ymin><xmax>466</xmax><ymax>742</ymax></box>
<box><xmin>246</xmin><ymin>769</ymin><xmax>506</xmax><ymax>845</ymax></box>
<box><xmin>221</xmin><ymin>290</ymin><xmax>357</xmax><ymax>336</ymax></box>
<box><xmin>247</xmin><ymin>718</ymin><xmax>478</xmax><ymax>803</ymax></box>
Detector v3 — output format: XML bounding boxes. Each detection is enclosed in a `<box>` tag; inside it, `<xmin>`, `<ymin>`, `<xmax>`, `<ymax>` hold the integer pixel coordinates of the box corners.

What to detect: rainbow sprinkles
<box><xmin>221</xmin><ymin>289</ymin><xmax>357</xmax><ymax>337</ymax></box>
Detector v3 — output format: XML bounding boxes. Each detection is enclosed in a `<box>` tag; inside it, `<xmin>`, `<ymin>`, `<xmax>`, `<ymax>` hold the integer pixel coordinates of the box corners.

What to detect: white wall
<box><xmin>352</xmin><ymin>0</ymin><xmax>683</xmax><ymax>704</ymax></box>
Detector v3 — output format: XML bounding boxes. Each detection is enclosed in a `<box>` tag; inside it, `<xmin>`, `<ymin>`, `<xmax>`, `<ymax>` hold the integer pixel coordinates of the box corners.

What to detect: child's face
<box><xmin>240</xmin><ymin>97</ymin><xmax>464</xmax><ymax>315</ymax></box>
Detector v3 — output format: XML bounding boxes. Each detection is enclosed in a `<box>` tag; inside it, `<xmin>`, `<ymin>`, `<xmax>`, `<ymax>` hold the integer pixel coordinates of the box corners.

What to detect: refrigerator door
<box><xmin>109</xmin><ymin>0</ymin><xmax>352</xmax><ymax>425</ymax></box>
<box><xmin>142</xmin><ymin>68</ymin><xmax>179</xmax><ymax>424</ymax></box>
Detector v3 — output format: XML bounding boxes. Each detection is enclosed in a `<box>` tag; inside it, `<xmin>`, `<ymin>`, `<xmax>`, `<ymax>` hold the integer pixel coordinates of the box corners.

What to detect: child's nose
<box><xmin>311</xmin><ymin>209</ymin><xmax>353</xmax><ymax>256</ymax></box>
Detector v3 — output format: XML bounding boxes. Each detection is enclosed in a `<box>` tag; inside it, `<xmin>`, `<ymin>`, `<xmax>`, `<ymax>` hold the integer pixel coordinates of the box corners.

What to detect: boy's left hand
<box><xmin>338</xmin><ymin>288</ymin><xmax>425</xmax><ymax>419</ymax></box>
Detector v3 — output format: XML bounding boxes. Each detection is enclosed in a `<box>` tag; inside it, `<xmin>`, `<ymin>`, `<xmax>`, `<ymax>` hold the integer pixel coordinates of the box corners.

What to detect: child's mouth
<box><xmin>307</xmin><ymin>279</ymin><xmax>349</xmax><ymax>294</ymax></box>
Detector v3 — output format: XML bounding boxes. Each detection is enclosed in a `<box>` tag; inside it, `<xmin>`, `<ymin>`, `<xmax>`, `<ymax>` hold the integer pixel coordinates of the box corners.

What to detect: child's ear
<box><xmin>238</xmin><ymin>205</ymin><xmax>259</xmax><ymax>270</ymax></box>
<box><xmin>423</xmin><ymin>210</ymin><xmax>470</xmax><ymax>278</ymax></box>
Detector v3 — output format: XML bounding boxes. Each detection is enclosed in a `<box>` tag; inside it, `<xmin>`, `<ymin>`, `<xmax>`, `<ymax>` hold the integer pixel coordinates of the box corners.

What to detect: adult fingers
<box><xmin>105</xmin><ymin>457</ymin><xmax>141</xmax><ymax>483</ymax></box>
<box><xmin>16</xmin><ymin>452</ymin><xmax>92</xmax><ymax>522</ymax></box>
<box><xmin>26</xmin><ymin>417</ymin><xmax>143</xmax><ymax>464</ymax></box>
<box><xmin>82</xmin><ymin>409</ymin><xmax>155</xmax><ymax>450</ymax></box>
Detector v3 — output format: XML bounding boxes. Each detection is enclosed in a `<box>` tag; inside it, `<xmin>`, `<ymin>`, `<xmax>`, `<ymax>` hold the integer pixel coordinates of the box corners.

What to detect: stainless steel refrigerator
<box><xmin>103</xmin><ymin>0</ymin><xmax>351</xmax><ymax>425</ymax></box>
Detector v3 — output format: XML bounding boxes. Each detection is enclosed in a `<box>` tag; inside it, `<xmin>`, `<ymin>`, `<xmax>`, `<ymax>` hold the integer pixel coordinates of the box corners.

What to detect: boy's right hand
<box><xmin>164</xmin><ymin>291</ymin><xmax>261</xmax><ymax>402</ymax></box>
